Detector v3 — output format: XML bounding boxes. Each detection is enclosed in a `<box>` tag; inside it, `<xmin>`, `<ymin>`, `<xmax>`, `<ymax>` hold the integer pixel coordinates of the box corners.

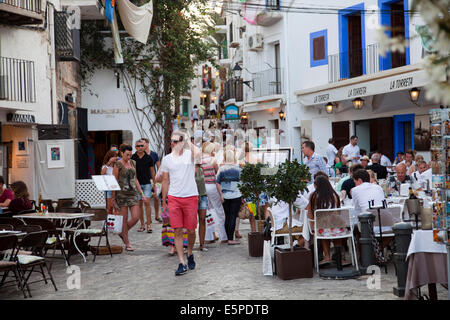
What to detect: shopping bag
<box><xmin>263</xmin><ymin>240</ymin><xmax>273</xmax><ymax>276</ymax></box>
<box><xmin>206</xmin><ymin>211</ymin><xmax>215</xmax><ymax>228</ymax></box>
<box><xmin>107</xmin><ymin>214</ymin><xmax>123</xmax><ymax>233</ymax></box>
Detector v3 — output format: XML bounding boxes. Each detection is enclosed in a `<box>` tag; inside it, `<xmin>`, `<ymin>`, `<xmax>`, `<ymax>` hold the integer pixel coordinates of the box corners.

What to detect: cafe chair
<box><xmin>77</xmin><ymin>201</ymin><xmax>91</xmax><ymax>211</ymax></box>
<box><xmin>270</xmin><ymin>209</ymin><xmax>303</xmax><ymax>246</ymax></box>
<box><xmin>57</xmin><ymin>199</ymin><xmax>74</xmax><ymax>210</ymax></box>
<box><xmin>0</xmin><ymin>217</ymin><xmax>25</xmax><ymax>229</ymax></box>
<box><xmin>74</xmin><ymin>208</ymin><xmax>112</xmax><ymax>263</ymax></box>
<box><xmin>310</xmin><ymin>208</ymin><xmax>359</xmax><ymax>274</ymax></box>
<box><xmin>22</xmin><ymin>218</ymin><xmax>70</xmax><ymax>267</ymax></box>
<box><xmin>16</xmin><ymin>209</ymin><xmax>38</xmax><ymax>215</ymax></box>
<box><xmin>0</xmin><ymin>224</ymin><xmax>14</xmax><ymax>231</ymax></box>
<box><xmin>15</xmin><ymin>225</ymin><xmax>43</xmax><ymax>233</ymax></box>
<box><xmin>17</xmin><ymin>231</ymin><xmax>57</xmax><ymax>297</ymax></box>
<box><xmin>0</xmin><ymin>235</ymin><xmax>27</xmax><ymax>298</ymax></box>
<box><xmin>367</xmin><ymin>205</ymin><xmax>403</xmax><ymax>238</ymax></box>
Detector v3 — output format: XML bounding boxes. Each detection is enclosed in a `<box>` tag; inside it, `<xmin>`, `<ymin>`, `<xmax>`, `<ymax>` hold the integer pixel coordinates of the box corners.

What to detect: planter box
<box><xmin>248</xmin><ymin>232</ymin><xmax>264</xmax><ymax>257</ymax></box>
<box><xmin>275</xmin><ymin>247</ymin><xmax>313</xmax><ymax>280</ymax></box>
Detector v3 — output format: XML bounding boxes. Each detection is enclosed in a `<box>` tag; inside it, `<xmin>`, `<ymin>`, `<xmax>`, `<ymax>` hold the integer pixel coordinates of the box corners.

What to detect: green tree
<box><xmin>238</xmin><ymin>162</ymin><xmax>269</xmax><ymax>222</ymax></box>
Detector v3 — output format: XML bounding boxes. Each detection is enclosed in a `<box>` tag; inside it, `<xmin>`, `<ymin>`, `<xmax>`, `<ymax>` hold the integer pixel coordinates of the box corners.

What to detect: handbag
<box><xmin>263</xmin><ymin>216</ymin><xmax>272</xmax><ymax>240</ymax></box>
<box><xmin>238</xmin><ymin>204</ymin><xmax>251</xmax><ymax>220</ymax></box>
<box><xmin>106</xmin><ymin>214</ymin><xmax>123</xmax><ymax>234</ymax></box>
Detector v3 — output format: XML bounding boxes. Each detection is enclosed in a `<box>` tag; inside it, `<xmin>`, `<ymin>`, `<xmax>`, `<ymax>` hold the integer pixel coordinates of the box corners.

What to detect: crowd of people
<box><xmin>95</xmin><ymin>123</ymin><xmax>435</xmax><ymax>276</ymax></box>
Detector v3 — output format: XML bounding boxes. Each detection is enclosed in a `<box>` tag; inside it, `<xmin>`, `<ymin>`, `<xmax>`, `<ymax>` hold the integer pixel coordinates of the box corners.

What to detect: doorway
<box><xmin>355</xmin><ymin>117</ymin><xmax>394</xmax><ymax>159</ymax></box>
<box><xmin>88</xmin><ymin>130</ymin><xmax>126</xmax><ymax>177</ymax></box>
<box><xmin>390</xmin><ymin>1</ymin><xmax>406</xmax><ymax>68</ymax></box>
<box><xmin>348</xmin><ymin>14</ymin><xmax>363</xmax><ymax>78</ymax></box>
<box><xmin>332</xmin><ymin>121</ymin><xmax>350</xmax><ymax>150</ymax></box>
<box><xmin>393</xmin><ymin>114</ymin><xmax>414</xmax><ymax>156</ymax></box>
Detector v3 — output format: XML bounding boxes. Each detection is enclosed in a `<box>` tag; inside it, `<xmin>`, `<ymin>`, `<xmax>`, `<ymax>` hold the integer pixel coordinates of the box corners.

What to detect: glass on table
<box><xmin>52</xmin><ymin>201</ymin><xmax>58</xmax><ymax>213</ymax></box>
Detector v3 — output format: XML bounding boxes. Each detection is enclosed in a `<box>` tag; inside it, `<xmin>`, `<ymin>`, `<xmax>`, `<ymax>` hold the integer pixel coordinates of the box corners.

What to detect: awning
<box><xmin>243</xmin><ymin>98</ymin><xmax>282</xmax><ymax>113</ymax></box>
<box><xmin>295</xmin><ymin>64</ymin><xmax>430</xmax><ymax>106</ymax></box>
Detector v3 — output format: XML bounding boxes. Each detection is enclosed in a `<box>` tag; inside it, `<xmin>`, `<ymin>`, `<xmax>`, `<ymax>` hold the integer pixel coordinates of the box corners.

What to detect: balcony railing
<box><xmin>0</xmin><ymin>0</ymin><xmax>43</xmax><ymax>25</ymax></box>
<box><xmin>55</xmin><ymin>11</ymin><xmax>81</xmax><ymax>61</ymax></box>
<box><xmin>223</xmin><ymin>78</ymin><xmax>243</xmax><ymax>102</ymax></box>
<box><xmin>252</xmin><ymin>68</ymin><xmax>284</xmax><ymax>98</ymax></box>
<box><xmin>328</xmin><ymin>43</ymin><xmax>408</xmax><ymax>83</ymax></box>
<box><xmin>0</xmin><ymin>0</ymin><xmax>41</xmax><ymax>13</ymax></box>
<box><xmin>0</xmin><ymin>56</ymin><xmax>36</xmax><ymax>103</ymax></box>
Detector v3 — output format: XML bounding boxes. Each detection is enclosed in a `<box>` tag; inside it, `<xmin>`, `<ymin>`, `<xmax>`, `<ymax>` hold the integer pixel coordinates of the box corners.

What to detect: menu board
<box><xmin>253</xmin><ymin>148</ymin><xmax>292</xmax><ymax>168</ymax></box>
<box><xmin>91</xmin><ymin>175</ymin><xmax>121</xmax><ymax>191</ymax></box>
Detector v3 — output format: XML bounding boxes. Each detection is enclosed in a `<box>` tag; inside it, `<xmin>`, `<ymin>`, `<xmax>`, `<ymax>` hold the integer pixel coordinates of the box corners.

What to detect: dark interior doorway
<box><xmin>332</xmin><ymin>121</ymin><xmax>350</xmax><ymax>150</ymax></box>
<box><xmin>390</xmin><ymin>1</ymin><xmax>406</xmax><ymax>68</ymax></box>
<box><xmin>348</xmin><ymin>14</ymin><xmax>363</xmax><ymax>78</ymax></box>
<box><xmin>88</xmin><ymin>130</ymin><xmax>123</xmax><ymax>177</ymax></box>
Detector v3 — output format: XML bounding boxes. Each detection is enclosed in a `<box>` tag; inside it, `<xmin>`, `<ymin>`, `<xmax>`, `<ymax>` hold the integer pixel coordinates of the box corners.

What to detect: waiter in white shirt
<box><xmin>378</xmin><ymin>152</ymin><xmax>392</xmax><ymax>167</ymax></box>
<box><xmin>351</xmin><ymin>169</ymin><xmax>385</xmax><ymax>216</ymax></box>
<box><xmin>326</xmin><ymin>138</ymin><xmax>338</xmax><ymax>167</ymax></box>
<box><xmin>342</xmin><ymin>135</ymin><xmax>361</xmax><ymax>164</ymax></box>
<box><xmin>411</xmin><ymin>160</ymin><xmax>432</xmax><ymax>190</ymax></box>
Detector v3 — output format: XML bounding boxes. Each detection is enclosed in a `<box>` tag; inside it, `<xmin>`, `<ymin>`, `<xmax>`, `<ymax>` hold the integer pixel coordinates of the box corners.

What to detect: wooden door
<box><xmin>348</xmin><ymin>14</ymin><xmax>363</xmax><ymax>78</ymax></box>
<box><xmin>390</xmin><ymin>2</ymin><xmax>406</xmax><ymax>68</ymax></box>
<box><xmin>332</xmin><ymin>121</ymin><xmax>350</xmax><ymax>150</ymax></box>
<box><xmin>370</xmin><ymin>117</ymin><xmax>394</xmax><ymax>160</ymax></box>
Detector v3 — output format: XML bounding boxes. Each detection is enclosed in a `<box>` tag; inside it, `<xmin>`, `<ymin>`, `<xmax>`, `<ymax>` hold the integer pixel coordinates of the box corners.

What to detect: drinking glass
<box><xmin>52</xmin><ymin>201</ymin><xmax>58</xmax><ymax>213</ymax></box>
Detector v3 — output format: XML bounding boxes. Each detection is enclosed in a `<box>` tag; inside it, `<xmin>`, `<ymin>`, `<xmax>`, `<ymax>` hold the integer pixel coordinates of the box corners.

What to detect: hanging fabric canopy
<box><xmin>116</xmin><ymin>0</ymin><xmax>153</xmax><ymax>44</ymax></box>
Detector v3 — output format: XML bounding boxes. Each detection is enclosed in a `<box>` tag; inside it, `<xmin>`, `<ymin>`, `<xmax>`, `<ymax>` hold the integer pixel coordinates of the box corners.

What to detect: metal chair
<box><xmin>15</xmin><ymin>225</ymin><xmax>43</xmax><ymax>233</ymax></box>
<box><xmin>17</xmin><ymin>231</ymin><xmax>57</xmax><ymax>297</ymax></box>
<box><xmin>0</xmin><ymin>217</ymin><xmax>25</xmax><ymax>229</ymax></box>
<box><xmin>0</xmin><ymin>235</ymin><xmax>27</xmax><ymax>298</ymax></box>
<box><xmin>0</xmin><ymin>224</ymin><xmax>14</xmax><ymax>231</ymax></box>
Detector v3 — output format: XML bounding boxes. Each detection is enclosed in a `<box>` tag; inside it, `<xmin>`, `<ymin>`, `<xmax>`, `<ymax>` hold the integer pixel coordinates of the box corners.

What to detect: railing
<box><xmin>0</xmin><ymin>56</ymin><xmax>36</xmax><ymax>103</ymax></box>
<box><xmin>328</xmin><ymin>43</ymin><xmax>407</xmax><ymax>83</ymax></box>
<box><xmin>252</xmin><ymin>68</ymin><xmax>283</xmax><ymax>98</ymax></box>
<box><xmin>0</xmin><ymin>0</ymin><xmax>42</xmax><ymax>13</ymax></box>
<box><xmin>223</xmin><ymin>78</ymin><xmax>243</xmax><ymax>102</ymax></box>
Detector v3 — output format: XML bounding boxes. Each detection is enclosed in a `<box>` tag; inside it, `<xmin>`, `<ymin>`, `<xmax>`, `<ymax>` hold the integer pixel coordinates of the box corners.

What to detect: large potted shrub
<box><xmin>266</xmin><ymin>159</ymin><xmax>313</xmax><ymax>279</ymax></box>
<box><xmin>238</xmin><ymin>162</ymin><xmax>268</xmax><ymax>257</ymax></box>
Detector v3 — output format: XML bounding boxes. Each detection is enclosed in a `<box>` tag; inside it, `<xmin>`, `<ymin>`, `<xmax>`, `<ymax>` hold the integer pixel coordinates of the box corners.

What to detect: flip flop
<box><xmin>319</xmin><ymin>259</ymin><xmax>332</xmax><ymax>266</ymax></box>
<box><xmin>125</xmin><ymin>247</ymin><xmax>135</xmax><ymax>252</ymax></box>
<box><xmin>147</xmin><ymin>228</ymin><xmax>153</xmax><ymax>233</ymax></box>
<box><xmin>137</xmin><ymin>227</ymin><xmax>145</xmax><ymax>232</ymax></box>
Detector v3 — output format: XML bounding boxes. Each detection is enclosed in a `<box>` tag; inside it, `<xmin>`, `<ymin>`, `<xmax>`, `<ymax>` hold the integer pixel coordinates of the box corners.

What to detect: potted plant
<box><xmin>238</xmin><ymin>162</ymin><xmax>268</xmax><ymax>257</ymax></box>
<box><xmin>266</xmin><ymin>159</ymin><xmax>313</xmax><ymax>279</ymax></box>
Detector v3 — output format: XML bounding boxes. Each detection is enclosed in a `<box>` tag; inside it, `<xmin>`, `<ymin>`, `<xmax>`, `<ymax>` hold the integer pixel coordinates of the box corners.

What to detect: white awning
<box><xmin>295</xmin><ymin>64</ymin><xmax>430</xmax><ymax>106</ymax></box>
<box><xmin>243</xmin><ymin>98</ymin><xmax>282</xmax><ymax>113</ymax></box>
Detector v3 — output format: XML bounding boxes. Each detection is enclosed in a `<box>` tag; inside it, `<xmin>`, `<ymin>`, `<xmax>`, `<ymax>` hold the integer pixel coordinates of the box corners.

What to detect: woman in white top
<box><xmin>101</xmin><ymin>150</ymin><xmax>118</xmax><ymax>214</ymax></box>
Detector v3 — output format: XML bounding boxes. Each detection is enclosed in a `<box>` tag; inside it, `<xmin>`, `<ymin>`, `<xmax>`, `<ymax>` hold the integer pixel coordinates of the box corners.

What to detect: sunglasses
<box><xmin>171</xmin><ymin>139</ymin><xmax>181</xmax><ymax>144</ymax></box>
<box><xmin>136</xmin><ymin>145</ymin><xmax>144</xmax><ymax>147</ymax></box>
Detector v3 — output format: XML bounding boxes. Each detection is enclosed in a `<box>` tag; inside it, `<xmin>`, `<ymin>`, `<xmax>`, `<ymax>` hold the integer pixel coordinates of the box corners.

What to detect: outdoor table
<box><xmin>404</xmin><ymin>230</ymin><xmax>448</xmax><ymax>300</ymax></box>
<box><xmin>14</xmin><ymin>212</ymin><xmax>94</xmax><ymax>263</ymax></box>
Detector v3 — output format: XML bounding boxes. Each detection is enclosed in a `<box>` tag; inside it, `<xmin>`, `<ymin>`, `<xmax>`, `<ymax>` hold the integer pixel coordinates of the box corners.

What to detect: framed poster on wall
<box><xmin>47</xmin><ymin>144</ymin><xmax>65</xmax><ymax>169</ymax></box>
<box><xmin>16</xmin><ymin>140</ymin><xmax>28</xmax><ymax>156</ymax></box>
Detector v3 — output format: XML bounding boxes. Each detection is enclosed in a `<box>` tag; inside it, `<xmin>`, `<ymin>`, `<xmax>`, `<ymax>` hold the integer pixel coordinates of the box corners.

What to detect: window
<box><xmin>310</xmin><ymin>29</ymin><xmax>328</xmax><ymax>67</ymax></box>
<box><xmin>266</xmin><ymin>0</ymin><xmax>281</xmax><ymax>10</ymax></box>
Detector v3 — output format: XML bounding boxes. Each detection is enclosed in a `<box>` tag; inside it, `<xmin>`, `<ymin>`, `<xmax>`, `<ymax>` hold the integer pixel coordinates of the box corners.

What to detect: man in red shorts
<box><xmin>161</xmin><ymin>131</ymin><xmax>201</xmax><ymax>276</ymax></box>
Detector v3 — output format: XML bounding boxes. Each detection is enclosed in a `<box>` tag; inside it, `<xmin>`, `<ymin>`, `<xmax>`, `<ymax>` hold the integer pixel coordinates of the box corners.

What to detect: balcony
<box><xmin>55</xmin><ymin>11</ymin><xmax>81</xmax><ymax>61</ymax></box>
<box><xmin>223</xmin><ymin>78</ymin><xmax>243</xmax><ymax>103</ymax></box>
<box><xmin>328</xmin><ymin>43</ymin><xmax>407</xmax><ymax>83</ymax></box>
<box><xmin>0</xmin><ymin>56</ymin><xmax>36</xmax><ymax>103</ymax></box>
<box><xmin>252</xmin><ymin>68</ymin><xmax>284</xmax><ymax>99</ymax></box>
<box><xmin>255</xmin><ymin>0</ymin><xmax>283</xmax><ymax>27</ymax></box>
<box><xmin>0</xmin><ymin>0</ymin><xmax>43</xmax><ymax>25</ymax></box>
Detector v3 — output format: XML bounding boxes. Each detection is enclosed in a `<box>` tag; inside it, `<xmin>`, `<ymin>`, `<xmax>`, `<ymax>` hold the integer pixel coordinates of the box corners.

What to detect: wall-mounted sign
<box><xmin>7</xmin><ymin>113</ymin><xmax>36</xmax><ymax>124</ymax></box>
<box><xmin>90</xmin><ymin>108</ymin><xmax>130</xmax><ymax>114</ymax></box>
<box><xmin>225</xmin><ymin>105</ymin><xmax>239</xmax><ymax>120</ymax></box>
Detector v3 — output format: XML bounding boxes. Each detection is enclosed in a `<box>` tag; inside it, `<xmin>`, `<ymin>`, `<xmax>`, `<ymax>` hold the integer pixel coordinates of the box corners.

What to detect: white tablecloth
<box><xmin>406</xmin><ymin>230</ymin><xmax>447</xmax><ymax>260</ymax></box>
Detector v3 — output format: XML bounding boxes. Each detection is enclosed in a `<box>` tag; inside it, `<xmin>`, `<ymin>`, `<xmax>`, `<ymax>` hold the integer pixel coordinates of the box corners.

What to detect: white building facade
<box><xmin>220</xmin><ymin>0</ymin><xmax>439</xmax><ymax>162</ymax></box>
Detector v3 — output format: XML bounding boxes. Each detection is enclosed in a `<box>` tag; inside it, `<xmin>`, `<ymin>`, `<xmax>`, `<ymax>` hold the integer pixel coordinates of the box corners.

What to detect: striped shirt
<box><xmin>303</xmin><ymin>152</ymin><xmax>327</xmax><ymax>179</ymax></box>
<box><xmin>201</xmin><ymin>155</ymin><xmax>217</xmax><ymax>184</ymax></box>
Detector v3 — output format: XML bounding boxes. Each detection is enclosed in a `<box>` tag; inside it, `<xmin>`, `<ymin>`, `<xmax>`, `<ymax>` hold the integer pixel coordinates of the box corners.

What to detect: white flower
<box><xmin>375</xmin><ymin>26</ymin><xmax>390</xmax><ymax>57</ymax></box>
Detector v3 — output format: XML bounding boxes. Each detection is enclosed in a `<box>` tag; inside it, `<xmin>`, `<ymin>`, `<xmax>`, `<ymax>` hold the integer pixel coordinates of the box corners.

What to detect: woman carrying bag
<box><xmin>112</xmin><ymin>144</ymin><xmax>147</xmax><ymax>252</ymax></box>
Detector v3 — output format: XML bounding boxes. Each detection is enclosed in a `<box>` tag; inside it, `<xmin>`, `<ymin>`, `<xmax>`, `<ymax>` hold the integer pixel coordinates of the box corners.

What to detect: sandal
<box><xmin>147</xmin><ymin>225</ymin><xmax>153</xmax><ymax>233</ymax></box>
<box><xmin>126</xmin><ymin>246</ymin><xmax>135</xmax><ymax>252</ymax></box>
<box><xmin>319</xmin><ymin>259</ymin><xmax>332</xmax><ymax>266</ymax></box>
<box><xmin>199</xmin><ymin>245</ymin><xmax>208</xmax><ymax>252</ymax></box>
<box><xmin>137</xmin><ymin>226</ymin><xmax>145</xmax><ymax>232</ymax></box>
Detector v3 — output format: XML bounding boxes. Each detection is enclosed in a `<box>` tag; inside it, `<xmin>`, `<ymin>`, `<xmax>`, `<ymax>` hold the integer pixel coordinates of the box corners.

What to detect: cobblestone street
<box><xmin>1</xmin><ymin>219</ymin><xmax>446</xmax><ymax>300</ymax></box>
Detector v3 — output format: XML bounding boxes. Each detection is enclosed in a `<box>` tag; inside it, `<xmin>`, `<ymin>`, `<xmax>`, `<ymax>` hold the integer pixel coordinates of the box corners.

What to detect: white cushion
<box><xmin>17</xmin><ymin>255</ymin><xmax>44</xmax><ymax>265</ymax></box>
<box><xmin>77</xmin><ymin>229</ymin><xmax>102</xmax><ymax>234</ymax></box>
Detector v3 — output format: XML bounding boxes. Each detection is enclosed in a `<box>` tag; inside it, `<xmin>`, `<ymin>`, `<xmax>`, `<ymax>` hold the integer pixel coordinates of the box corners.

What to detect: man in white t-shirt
<box><xmin>160</xmin><ymin>131</ymin><xmax>202</xmax><ymax>276</ymax></box>
<box><xmin>351</xmin><ymin>169</ymin><xmax>385</xmax><ymax>215</ymax></box>
<box><xmin>342</xmin><ymin>135</ymin><xmax>361</xmax><ymax>164</ymax></box>
<box><xmin>326</xmin><ymin>138</ymin><xmax>338</xmax><ymax>167</ymax></box>
<box><xmin>209</xmin><ymin>101</ymin><xmax>217</xmax><ymax>118</ymax></box>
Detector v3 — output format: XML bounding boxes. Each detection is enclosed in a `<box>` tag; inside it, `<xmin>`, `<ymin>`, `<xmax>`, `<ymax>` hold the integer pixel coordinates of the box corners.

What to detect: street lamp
<box><xmin>352</xmin><ymin>97</ymin><xmax>364</xmax><ymax>110</ymax></box>
<box><xmin>279</xmin><ymin>109</ymin><xmax>286</xmax><ymax>121</ymax></box>
<box><xmin>232</xmin><ymin>62</ymin><xmax>242</xmax><ymax>78</ymax></box>
<box><xmin>325</xmin><ymin>102</ymin><xmax>334</xmax><ymax>114</ymax></box>
<box><xmin>409</xmin><ymin>87</ymin><xmax>420</xmax><ymax>102</ymax></box>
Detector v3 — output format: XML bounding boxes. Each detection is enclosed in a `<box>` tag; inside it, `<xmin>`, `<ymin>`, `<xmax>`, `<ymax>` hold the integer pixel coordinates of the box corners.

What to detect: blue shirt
<box><xmin>303</xmin><ymin>152</ymin><xmax>327</xmax><ymax>180</ymax></box>
<box><xmin>216</xmin><ymin>164</ymin><xmax>242</xmax><ymax>199</ymax></box>
<box><xmin>149</xmin><ymin>151</ymin><xmax>159</xmax><ymax>171</ymax></box>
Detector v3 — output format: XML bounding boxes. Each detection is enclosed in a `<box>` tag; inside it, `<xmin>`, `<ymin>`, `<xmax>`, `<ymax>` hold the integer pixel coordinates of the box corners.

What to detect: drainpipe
<box><xmin>283</xmin><ymin>1</ymin><xmax>295</xmax><ymax>150</ymax></box>
<box><xmin>48</xmin><ymin>2</ymin><xmax>57</xmax><ymax>125</ymax></box>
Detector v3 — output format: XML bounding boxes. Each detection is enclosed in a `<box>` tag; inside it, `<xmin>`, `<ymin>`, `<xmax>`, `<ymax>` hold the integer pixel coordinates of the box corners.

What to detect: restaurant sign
<box><xmin>90</xmin><ymin>108</ymin><xmax>130</xmax><ymax>114</ymax></box>
<box><xmin>225</xmin><ymin>104</ymin><xmax>239</xmax><ymax>120</ymax></box>
<box><xmin>7</xmin><ymin>113</ymin><xmax>36</xmax><ymax>124</ymax></box>
<box><xmin>297</xmin><ymin>69</ymin><xmax>428</xmax><ymax>106</ymax></box>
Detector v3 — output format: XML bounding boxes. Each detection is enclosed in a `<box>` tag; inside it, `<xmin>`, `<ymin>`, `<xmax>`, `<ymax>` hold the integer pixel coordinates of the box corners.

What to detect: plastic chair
<box><xmin>310</xmin><ymin>208</ymin><xmax>359</xmax><ymax>273</ymax></box>
<box><xmin>18</xmin><ymin>231</ymin><xmax>57</xmax><ymax>297</ymax></box>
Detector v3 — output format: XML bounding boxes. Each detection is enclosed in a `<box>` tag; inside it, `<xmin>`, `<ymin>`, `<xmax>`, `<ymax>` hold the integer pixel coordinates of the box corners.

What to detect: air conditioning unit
<box><xmin>248</xmin><ymin>34</ymin><xmax>263</xmax><ymax>51</ymax></box>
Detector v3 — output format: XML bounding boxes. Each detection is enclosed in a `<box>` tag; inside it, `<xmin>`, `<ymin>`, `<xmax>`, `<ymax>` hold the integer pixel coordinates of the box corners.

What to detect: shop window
<box><xmin>310</xmin><ymin>29</ymin><xmax>328</xmax><ymax>67</ymax></box>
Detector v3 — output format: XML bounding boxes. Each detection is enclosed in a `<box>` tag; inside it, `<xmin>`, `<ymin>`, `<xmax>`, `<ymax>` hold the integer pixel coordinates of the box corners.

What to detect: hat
<box><xmin>361</xmin><ymin>156</ymin><xmax>370</xmax><ymax>161</ymax></box>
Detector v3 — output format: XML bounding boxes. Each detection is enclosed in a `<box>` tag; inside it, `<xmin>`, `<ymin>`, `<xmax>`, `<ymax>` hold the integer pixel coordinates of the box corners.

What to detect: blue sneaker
<box><xmin>175</xmin><ymin>263</ymin><xmax>188</xmax><ymax>276</ymax></box>
<box><xmin>187</xmin><ymin>254</ymin><xmax>196</xmax><ymax>270</ymax></box>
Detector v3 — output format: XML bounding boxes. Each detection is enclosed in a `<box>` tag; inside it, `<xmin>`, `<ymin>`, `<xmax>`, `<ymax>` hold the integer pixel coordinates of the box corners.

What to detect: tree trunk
<box><xmin>163</xmin><ymin>79</ymin><xmax>172</xmax><ymax>155</ymax></box>
<box><xmin>289</xmin><ymin>202</ymin><xmax>293</xmax><ymax>252</ymax></box>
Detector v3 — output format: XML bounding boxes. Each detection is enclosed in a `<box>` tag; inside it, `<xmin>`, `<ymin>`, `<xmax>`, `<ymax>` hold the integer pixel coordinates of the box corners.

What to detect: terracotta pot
<box><xmin>275</xmin><ymin>247</ymin><xmax>313</xmax><ymax>280</ymax></box>
<box><xmin>248</xmin><ymin>232</ymin><xmax>264</xmax><ymax>257</ymax></box>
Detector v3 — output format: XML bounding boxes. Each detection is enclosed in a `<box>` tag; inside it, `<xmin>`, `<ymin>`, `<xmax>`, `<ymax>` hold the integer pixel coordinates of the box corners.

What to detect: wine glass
<box><xmin>52</xmin><ymin>201</ymin><xmax>58</xmax><ymax>213</ymax></box>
